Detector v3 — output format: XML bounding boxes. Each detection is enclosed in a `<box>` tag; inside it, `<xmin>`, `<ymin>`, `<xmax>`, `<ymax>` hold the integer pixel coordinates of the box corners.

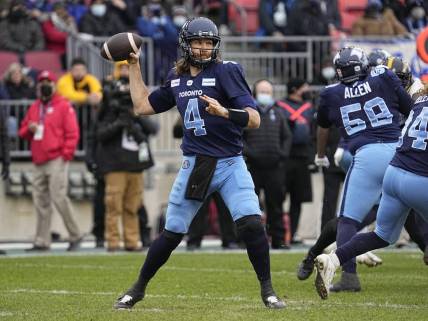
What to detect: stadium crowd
<box><xmin>0</xmin><ymin>0</ymin><xmax>428</xmax><ymax>254</ymax></box>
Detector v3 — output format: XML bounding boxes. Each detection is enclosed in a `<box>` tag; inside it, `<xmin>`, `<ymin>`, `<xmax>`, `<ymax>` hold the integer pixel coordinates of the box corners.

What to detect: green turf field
<box><xmin>0</xmin><ymin>251</ymin><xmax>427</xmax><ymax>320</ymax></box>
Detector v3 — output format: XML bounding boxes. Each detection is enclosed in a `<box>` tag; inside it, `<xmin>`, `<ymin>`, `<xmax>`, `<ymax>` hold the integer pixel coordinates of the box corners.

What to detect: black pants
<box><xmin>187</xmin><ymin>192</ymin><xmax>237</xmax><ymax>247</ymax></box>
<box><xmin>321</xmin><ymin>168</ymin><xmax>345</xmax><ymax>230</ymax></box>
<box><xmin>92</xmin><ymin>177</ymin><xmax>105</xmax><ymax>241</ymax></box>
<box><xmin>249</xmin><ymin>166</ymin><xmax>285</xmax><ymax>244</ymax></box>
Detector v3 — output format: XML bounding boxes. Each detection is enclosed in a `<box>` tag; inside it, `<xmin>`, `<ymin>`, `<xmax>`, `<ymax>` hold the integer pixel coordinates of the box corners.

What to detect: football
<box><xmin>100</xmin><ymin>32</ymin><xmax>143</xmax><ymax>62</ymax></box>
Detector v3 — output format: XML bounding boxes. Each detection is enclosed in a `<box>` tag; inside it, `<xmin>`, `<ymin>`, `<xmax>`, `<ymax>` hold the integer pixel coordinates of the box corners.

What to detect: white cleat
<box><xmin>357</xmin><ymin>251</ymin><xmax>383</xmax><ymax>267</ymax></box>
<box><xmin>314</xmin><ymin>253</ymin><xmax>339</xmax><ymax>300</ymax></box>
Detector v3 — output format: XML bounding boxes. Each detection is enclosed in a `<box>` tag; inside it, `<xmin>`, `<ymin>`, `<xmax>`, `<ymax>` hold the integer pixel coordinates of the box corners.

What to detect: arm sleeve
<box><xmin>219</xmin><ymin>62</ymin><xmax>257</xmax><ymax>110</ymax></box>
<box><xmin>317</xmin><ymin>92</ymin><xmax>333</xmax><ymax>128</ymax></box>
<box><xmin>147</xmin><ymin>70</ymin><xmax>176</xmax><ymax>113</ymax></box>
<box><xmin>61</xmin><ymin>102</ymin><xmax>80</xmax><ymax>160</ymax></box>
<box><xmin>87</xmin><ymin>75</ymin><xmax>103</xmax><ymax>95</ymax></box>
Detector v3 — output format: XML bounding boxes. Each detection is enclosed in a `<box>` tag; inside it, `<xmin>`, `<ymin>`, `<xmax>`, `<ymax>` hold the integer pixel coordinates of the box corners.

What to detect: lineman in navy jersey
<box><xmin>315</xmin><ymin>89</ymin><xmax>428</xmax><ymax>299</ymax></box>
<box><xmin>113</xmin><ymin>17</ymin><xmax>286</xmax><ymax>310</ymax></box>
<box><xmin>314</xmin><ymin>47</ymin><xmax>413</xmax><ymax>296</ymax></box>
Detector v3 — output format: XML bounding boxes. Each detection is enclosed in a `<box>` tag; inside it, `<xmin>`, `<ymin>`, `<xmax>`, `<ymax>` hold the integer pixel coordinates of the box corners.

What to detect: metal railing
<box><xmin>1</xmin><ymin>99</ymin><xmax>182</xmax><ymax>159</ymax></box>
<box><xmin>66</xmin><ymin>33</ymin><xmax>155</xmax><ymax>86</ymax></box>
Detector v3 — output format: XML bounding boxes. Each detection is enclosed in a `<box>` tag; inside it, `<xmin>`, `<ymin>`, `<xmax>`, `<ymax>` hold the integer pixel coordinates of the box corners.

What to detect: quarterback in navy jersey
<box><xmin>314</xmin><ymin>47</ymin><xmax>413</xmax><ymax>296</ymax></box>
<box><xmin>113</xmin><ymin>17</ymin><xmax>285</xmax><ymax>310</ymax></box>
<box><xmin>315</xmin><ymin>90</ymin><xmax>428</xmax><ymax>299</ymax></box>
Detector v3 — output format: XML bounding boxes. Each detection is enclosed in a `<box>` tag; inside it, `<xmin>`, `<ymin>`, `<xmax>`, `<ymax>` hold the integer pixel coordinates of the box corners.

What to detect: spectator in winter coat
<box><xmin>243</xmin><ymin>79</ymin><xmax>292</xmax><ymax>249</ymax></box>
<box><xmin>351</xmin><ymin>0</ymin><xmax>408</xmax><ymax>36</ymax></box>
<box><xmin>79</xmin><ymin>0</ymin><xmax>126</xmax><ymax>37</ymax></box>
<box><xmin>19</xmin><ymin>70</ymin><xmax>82</xmax><ymax>252</ymax></box>
<box><xmin>42</xmin><ymin>1</ymin><xmax>78</xmax><ymax>69</ymax></box>
<box><xmin>96</xmin><ymin>62</ymin><xmax>158</xmax><ymax>251</ymax></box>
<box><xmin>56</xmin><ymin>58</ymin><xmax>102</xmax><ymax>106</ymax></box>
<box><xmin>2</xmin><ymin>63</ymin><xmax>36</xmax><ymax>99</ymax></box>
<box><xmin>0</xmin><ymin>0</ymin><xmax>44</xmax><ymax>53</ymax></box>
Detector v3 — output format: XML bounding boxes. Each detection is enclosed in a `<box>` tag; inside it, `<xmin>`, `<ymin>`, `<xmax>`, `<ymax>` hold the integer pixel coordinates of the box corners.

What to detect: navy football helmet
<box><xmin>179</xmin><ymin>17</ymin><xmax>221</xmax><ymax>68</ymax></box>
<box><xmin>367</xmin><ymin>48</ymin><xmax>391</xmax><ymax>67</ymax></box>
<box><xmin>386</xmin><ymin>56</ymin><xmax>413</xmax><ymax>89</ymax></box>
<box><xmin>333</xmin><ymin>47</ymin><xmax>369</xmax><ymax>83</ymax></box>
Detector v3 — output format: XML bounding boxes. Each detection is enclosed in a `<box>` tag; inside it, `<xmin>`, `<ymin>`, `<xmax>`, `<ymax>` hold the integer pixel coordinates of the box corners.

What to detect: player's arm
<box><xmin>128</xmin><ymin>52</ymin><xmax>155</xmax><ymax>115</ymax></box>
<box><xmin>314</xmin><ymin>94</ymin><xmax>332</xmax><ymax>167</ymax></box>
<box><xmin>200</xmin><ymin>95</ymin><xmax>260</xmax><ymax>129</ymax></box>
<box><xmin>316</xmin><ymin>126</ymin><xmax>329</xmax><ymax>158</ymax></box>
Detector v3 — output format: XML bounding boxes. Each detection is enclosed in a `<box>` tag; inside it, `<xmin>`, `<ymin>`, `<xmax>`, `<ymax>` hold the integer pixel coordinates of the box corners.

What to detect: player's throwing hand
<box><xmin>128</xmin><ymin>51</ymin><xmax>140</xmax><ymax>65</ymax></box>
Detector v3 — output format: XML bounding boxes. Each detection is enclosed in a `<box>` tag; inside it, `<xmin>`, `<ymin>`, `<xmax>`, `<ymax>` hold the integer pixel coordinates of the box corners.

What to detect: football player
<box><xmin>113</xmin><ymin>17</ymin><xmax>285</xmax><ymax>310</ymax></box>
<box><xmin>314</xmin><ymin>46</ymin><xmax>413</xmax><ymax>294</ymax></box>
<box><xmin>297</xmin><ymin>54</ymin><xmax>428</xmax><ymax>282</ymax></box>
<box><xmin>315</xmin><ymin>85</ymin><xmax>428</xmax><ymax>299</ymax></box>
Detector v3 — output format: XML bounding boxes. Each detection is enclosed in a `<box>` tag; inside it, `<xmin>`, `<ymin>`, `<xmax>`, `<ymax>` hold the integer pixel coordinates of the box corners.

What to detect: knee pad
<box><xmin>236</xmin><ymin>215</ymin><xmax>264</xmax><ymax>239</ymax></box>
<box><xmin>163</xmin><ymin>229</ymin><xmax>184</xmax><ymax>244</ymax></box>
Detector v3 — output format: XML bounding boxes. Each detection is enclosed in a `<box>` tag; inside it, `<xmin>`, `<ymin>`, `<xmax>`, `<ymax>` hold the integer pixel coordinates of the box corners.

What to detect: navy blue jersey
<box><xmin>391</xmin><ymin>96</ymin><xmax>428</xmax><ymax>177</ymax></box>
<box><xmin>148</xmin><ymin>61</ymin><xmax>257</xmax><ymax>157</ymax></box>
<box><xmin>317</xmin><ymin>66</ymin><xmax>413</xmax><ymax>154</ymax></box>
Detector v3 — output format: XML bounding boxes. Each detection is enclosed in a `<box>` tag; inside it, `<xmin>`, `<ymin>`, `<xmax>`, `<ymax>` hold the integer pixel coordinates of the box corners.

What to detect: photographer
<box><xmin>96</xmin><ymin>61</ymin><xmax>158</xmax><ymax>251</ymax></box>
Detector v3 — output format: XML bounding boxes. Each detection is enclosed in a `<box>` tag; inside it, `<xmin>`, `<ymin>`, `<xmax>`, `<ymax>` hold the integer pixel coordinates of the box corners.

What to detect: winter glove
<box><xmin>314</xmin><ymin>154</ymin><xmax>330</xmax><ymax>168</ymax></box>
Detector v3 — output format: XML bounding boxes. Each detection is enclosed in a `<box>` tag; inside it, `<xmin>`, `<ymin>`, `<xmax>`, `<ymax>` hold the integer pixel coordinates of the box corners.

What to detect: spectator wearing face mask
<box><xmin>137</xmin><ymin>4</ymin><xmax>186</xmax><ymax>83</ymax></box>
<box><xmin>42</xmin><ymin>1</ymin><xmax>78</xmax><ymax>69</ymax></box>
<box><xmin>403</xmin><ymin>0</ymin><xmax>428</xmax><ymax>34</ymax></box>
<box><xmin>79</xmin><ymin>0</ymin><xmax>126</xmax><ymax>37</ymax></box>
<box><xmin>19</xmin><ymin>70</ymin><xmax>82</xmax><ymax>252</ymax></box>
<box><xmin>243</xmin><ymin>79</ymin><xmax>292</xmax><ymax>249</ymax></box>
<box><xmin>0</xmin><ymin>0</ymin><xmax>44</xmax><ymax>53</ymax></box>
<box><xmin>56</xmin><ymin>57</ymin><xmax>102</xmax><ymax>107</ymax></box>
<box><xmin>258</xmin><ymin>0</ymin><xmax>291</xmax><ymax>37</ymax></box>
<box><xmin>351</xmin><ymin>0</ymin><xmax>408</xmax><ymax>36</ymax></box>
<box><xmin>277</xmin><ymin>78</ymin><xmax>315</xmax><ymax>244</ymax></box>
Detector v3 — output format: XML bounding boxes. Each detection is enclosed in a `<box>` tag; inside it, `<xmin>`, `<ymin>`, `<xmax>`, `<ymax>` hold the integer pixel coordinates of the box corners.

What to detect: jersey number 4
<box><xmin>340</xmin><ymin>97</ymin><xmax>393</xmax><ymax>135</ymax></box>
<box><xmin>398</xmin><ymin>107</ymin><xmax>428</xmax><ymax>151</ymax></box>
<box><xmin>184</xmin><ymin>98</ymin><xmax>207</xmax><ymax>136</ymax></box>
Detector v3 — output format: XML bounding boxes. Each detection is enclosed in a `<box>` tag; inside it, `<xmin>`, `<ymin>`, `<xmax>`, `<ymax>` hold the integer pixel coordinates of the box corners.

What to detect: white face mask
<box><xmin>411</xmin><ymin>7</ymin><xmax>425</xmax><ymax>20</ymax></box>
<box><xmin>91</xmin><ymin>4</ymin><xmax>106</xmax><ymax>17</ymax></box>
<box><xmin>273</xmin><ymin>3</ymin><xmax>287</xmax><ymax>27</ymax></box>
<box><xmin>322</xmin><ymin>66</ymin><xmax>336</xmax><ymax>80</ymax></box>
<box><xmin>173</xmin><ymin>15</ymin><xmax>187</xmax><ymax>28</ymax></box>
<box><xmin>256</xmin><ymin>93</ymin><xmax>274</xmax><ymax>107</ymax></box>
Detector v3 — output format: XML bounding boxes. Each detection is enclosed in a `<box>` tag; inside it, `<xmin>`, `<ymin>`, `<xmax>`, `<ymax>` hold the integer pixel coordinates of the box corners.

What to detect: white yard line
<box><xmin>2</xmin><ymin>289</ymin><xmax>428</xmax><ymax>310</ymax></box>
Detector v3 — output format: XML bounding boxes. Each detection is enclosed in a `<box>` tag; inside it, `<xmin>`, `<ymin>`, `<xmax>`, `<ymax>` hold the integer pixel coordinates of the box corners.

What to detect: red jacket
<box><xmin>42</xmin><ymin>20</ymin><xmax>67</xmax><ymax>55</ymax></box>
<box><xmin>19</xmin><ymin>94</ymin><xmax>79</xmax><ymax>165</ymax></box>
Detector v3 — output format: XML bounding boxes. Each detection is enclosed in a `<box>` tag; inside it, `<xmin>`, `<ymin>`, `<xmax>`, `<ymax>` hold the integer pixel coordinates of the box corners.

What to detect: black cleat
<box><xmin>262</xmin><ymin>294</ymin><xmax>286</xmax><ymax>309</ymax></box>
<box><xmin>330</xmin><ymin>272</ymin><xmax>361</xmax><ymax>293</ymax></box>
<box><xmin>297</xmin><ymin>256</ymin><xmax>315</xmax><ymax>280</ymax></box>
<box><xmin>113</xmin><ymin>290</ymin><xmax>145</xmax><ymax>310</ymax></box>
<box><xmin>260</xmin><ymin>279</ymin><xmax>286</xmax><ymax>309</ymax></box>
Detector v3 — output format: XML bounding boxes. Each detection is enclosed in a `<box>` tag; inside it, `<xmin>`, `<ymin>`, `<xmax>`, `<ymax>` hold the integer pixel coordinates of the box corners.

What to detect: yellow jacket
<box><xmin>57</xmin><ymin>72</ymin><xmax>102</xmax><ymax>104</ymax></box>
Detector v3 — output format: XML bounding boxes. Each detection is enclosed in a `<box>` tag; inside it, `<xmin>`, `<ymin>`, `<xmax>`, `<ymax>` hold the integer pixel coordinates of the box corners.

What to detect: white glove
<box><xmin>334</xmin><ymin>147</ymin><xmax>344</xmax><ymax>167</ymax></box>
<box><xmin>314</xmin><ymin>154</ymin><xmax>330</xmax><ymax>168</ymax></box>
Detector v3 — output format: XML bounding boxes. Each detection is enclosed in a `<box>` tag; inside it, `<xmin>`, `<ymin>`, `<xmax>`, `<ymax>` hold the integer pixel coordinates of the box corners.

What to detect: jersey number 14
<box><xmin>398</xmin><ymin>107</ymin><xmax>428</xmax><ymax>151</ymax></box>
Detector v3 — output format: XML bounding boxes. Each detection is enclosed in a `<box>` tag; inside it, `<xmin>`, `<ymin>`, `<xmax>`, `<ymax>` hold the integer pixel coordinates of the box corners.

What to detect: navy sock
<box><xmin>236</xmin><ymin>215</ymin><xmax>271</xmax><ymax>282</ymax></box>
<box><xmin>310</xmin><ymin>217</ymin><xmax>338</xmax><ymax>257</ymax></box>
<box><xmin>336</xmin><ymin>232</ymin><xmax>389</xmax><ymax>265</ymax></box>
<box><xmin>133</xmin><ymin>230</ymin><xmax>183</xmax><ymax>293</ymax></box>
<box><xmin>336</xmin><ymin>216</ymin><xmax>360</xmax><ymax>273</ymax></box>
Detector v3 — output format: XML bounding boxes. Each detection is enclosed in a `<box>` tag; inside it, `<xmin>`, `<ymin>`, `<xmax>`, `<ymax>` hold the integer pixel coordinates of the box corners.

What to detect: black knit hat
<box><xmin>287</xmin><ymin>78</ymin><xmax>307</xmax><ymax>94</ymax></box>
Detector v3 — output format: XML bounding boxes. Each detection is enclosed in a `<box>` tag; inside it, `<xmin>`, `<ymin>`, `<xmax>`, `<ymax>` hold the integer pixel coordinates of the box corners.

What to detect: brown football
<box><xmin>100</xmin><ymin>32</ymin><xmax>143</xmax><ymax>61</ymax></box>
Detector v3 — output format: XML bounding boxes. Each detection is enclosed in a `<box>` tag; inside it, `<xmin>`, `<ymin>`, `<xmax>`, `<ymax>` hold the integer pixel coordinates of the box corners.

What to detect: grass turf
<box><xmin>0</xmin><ymin>251</ymin><xmax>427</xmax><ymax>320</ymax></box>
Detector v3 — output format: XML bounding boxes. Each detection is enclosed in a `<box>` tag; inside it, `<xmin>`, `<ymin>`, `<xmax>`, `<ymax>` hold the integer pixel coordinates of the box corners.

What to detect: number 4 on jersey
<box><xmin>398</xmin><ymin>107</ymin><xmax>428</xmax><ymax>150</ymax></box>
<box><xmin>184</xmin><ymin>98</ymin><xmax>207</xmax><ymax>136</ymax></box>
